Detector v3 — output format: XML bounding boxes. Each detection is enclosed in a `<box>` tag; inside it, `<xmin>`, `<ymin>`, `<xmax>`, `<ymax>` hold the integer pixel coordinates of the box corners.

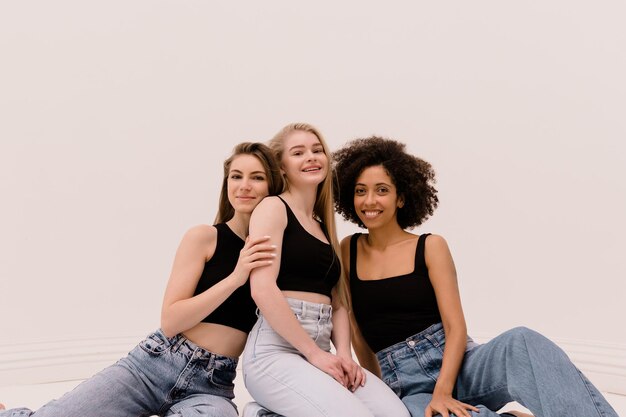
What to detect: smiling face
<box><xmin>227</xmin><ymin>154</ymin><xmax>270</xmax><ymax>215</ymax></box>
<box><xmin>280</xmin><ymin>130</ymin><xmax>328</xmax><ymax>187</ymax></box>
<box><xmin>354</xmin><ymin>165</ymin><xmax>404</xmax><ymax>230</ymax></box>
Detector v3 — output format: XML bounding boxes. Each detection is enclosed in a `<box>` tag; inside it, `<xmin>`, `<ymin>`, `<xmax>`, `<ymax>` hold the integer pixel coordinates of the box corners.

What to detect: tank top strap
<box><xmin>349</xmin><ymin>233</ymin><xmax>362</xmax><ymax>280</ymax></box>
<box><xmin>415</xmin><ymin>233</ymin><xmax>432</xmax><ymax>273</ymax></box>
<box><xmin>276</xmin><ymin>195</ymin><xmax>292</xmax><ymax>217</ymax></box>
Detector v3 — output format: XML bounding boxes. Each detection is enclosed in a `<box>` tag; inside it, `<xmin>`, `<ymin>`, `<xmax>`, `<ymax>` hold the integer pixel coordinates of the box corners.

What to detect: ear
<box><xmin>397</xmin><ymin>195</ymin><xmax>405</xmax><ymax>208</ymax></box>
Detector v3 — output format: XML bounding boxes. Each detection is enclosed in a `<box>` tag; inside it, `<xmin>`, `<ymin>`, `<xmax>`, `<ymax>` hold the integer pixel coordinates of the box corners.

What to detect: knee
<box><xmin>502</xmin><ymin>326</ymin><xmax>560</xmax><ymax>357</ymax></box>
<box><xmin>504</xmin><ymin>326</ymin><xmax>543</xmax><ymax>344</ymax></box>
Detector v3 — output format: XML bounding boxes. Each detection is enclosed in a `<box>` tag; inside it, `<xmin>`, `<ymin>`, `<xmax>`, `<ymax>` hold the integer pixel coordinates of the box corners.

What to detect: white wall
<box><xmin>1</xmin><ymin>1</ymin><xmax>625</xmax><ymax>394</ymax></box>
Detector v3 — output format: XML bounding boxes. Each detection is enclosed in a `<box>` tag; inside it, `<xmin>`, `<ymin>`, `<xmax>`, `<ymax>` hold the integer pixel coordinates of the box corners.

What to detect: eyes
<box><xmin>290</xmin><ymin>147</ymin><xmax>325</xmax><ymax>157</ymax></box>
<box><xmin>229</xmin><ymin>173</ymin><xmax>267</xmax><ymax>181</ymax></box>
<box><xmin>354</xmin><ymin>186</ymin><xmax>390</xmax><ymax>196</ymax></box>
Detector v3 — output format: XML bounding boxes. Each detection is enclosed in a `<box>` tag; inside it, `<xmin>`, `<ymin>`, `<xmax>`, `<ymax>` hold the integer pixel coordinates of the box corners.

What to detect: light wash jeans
<box><xmin>376</xmin><ymin>322</ymin><xmax>619</xmax><ymax>417</ymax></box>
<box><xmin>241</xmin><ymin>298</ymin><xmax>410</xmax><ymax>417</ymax></box>
<box><xmin>1</xmin><ymin>330</ymin><xmax>239</xmax><ymax>417</ymax></box>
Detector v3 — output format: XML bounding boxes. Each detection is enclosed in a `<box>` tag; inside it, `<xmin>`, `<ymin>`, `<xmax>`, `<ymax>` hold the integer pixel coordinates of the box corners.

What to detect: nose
<box><xmin>240</xmin><ymin>177</ymin><xmax>252</xmax><ymax>190</ymax></box>
<box><xmin>364</xmin><ymin>191</ymin><xmax>376</xmax><ymax>205</ymax></box>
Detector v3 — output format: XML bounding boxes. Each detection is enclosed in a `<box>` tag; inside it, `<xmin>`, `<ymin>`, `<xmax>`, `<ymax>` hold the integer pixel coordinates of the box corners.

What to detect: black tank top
<box><xmin>349</xmin><ymin>233</ymin><xmax>442</xmax><ymax>353</ymax></box>
<box><xmin>193</xmin><ymin>223</ymin><xmax>257</xmax><ymax>333</ymax></box>
<box><xmin>275</xmin><ymin>196</ymin><xmax>340</xmax><ymax>298</ymax></box>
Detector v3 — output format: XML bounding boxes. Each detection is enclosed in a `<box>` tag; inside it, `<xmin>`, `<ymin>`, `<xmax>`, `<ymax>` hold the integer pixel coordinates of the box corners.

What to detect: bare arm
<box><xmin>424</xmin><ymin>234</ymin><xmax>478</xmax><ymax>417</ymax></box>
<box><xmin>160</xmin><ymin>225</ymin><xmax>274</xmax><ymax>338</ymax></box>
<box><xmin>249</xmin><ymin>197</ymin><xmax>347</xmax><ymax>385</ymax></box>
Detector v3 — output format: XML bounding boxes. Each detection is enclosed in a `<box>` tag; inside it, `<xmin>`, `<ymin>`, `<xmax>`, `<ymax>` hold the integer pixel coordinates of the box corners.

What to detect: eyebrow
<box><xmin>230</xmin><ymin>169</ymin><xmax>266</xmax><ymax>175</ymax></box>
<box><xmin>288</xmin><ymin>143</ymin><xmax>323</xmax><ymax>152</ymax></box>
<box><xmin>355</xmin><ymin>182</ymin><xmax>392</xmax><ymax>187</ymax></box>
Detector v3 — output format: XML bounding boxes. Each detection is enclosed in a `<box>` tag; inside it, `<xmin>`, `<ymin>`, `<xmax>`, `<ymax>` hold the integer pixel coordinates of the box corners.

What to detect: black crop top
<box><xmin>349</xmin><ymin>233</ymin><xmax>442</xmax><ymax>353</ymax></box>
<box><xmin>192</xmin><ymin>223</ymin><xmax>257</xmax><ymax>333</ymax></box>
<box><xmin>275</xmin><ymin>196</ymin><xmax>340</xmax><ymax>298</ymax></box>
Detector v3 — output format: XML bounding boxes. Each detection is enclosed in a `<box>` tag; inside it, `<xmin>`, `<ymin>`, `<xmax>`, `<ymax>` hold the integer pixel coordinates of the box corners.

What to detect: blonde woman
<box><xmin>241</xmin><ymin>124</ymin><xmax>409</xmax><ymax>417</ymax></box>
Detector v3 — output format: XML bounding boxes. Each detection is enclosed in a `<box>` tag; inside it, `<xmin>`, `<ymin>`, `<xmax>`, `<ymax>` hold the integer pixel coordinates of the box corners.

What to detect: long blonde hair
<box><xmin>269</xmin><ymin>123</ymin><xmax>349</xmax><ymax>308</ymax></box>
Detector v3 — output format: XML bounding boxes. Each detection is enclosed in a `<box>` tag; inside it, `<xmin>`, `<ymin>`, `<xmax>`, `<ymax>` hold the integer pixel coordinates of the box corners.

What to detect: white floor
<box><xmin>1</xmin><ymin>378</ymin><xmax>625</xmax><ymax>415</ymax></box>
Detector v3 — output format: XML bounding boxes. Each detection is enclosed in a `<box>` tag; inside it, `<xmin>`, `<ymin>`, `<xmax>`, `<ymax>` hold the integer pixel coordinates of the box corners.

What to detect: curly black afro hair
<box><xmin>332</xmin><ymin>136</ymin><xmax>438</xmax><ymax>230</ymax></box>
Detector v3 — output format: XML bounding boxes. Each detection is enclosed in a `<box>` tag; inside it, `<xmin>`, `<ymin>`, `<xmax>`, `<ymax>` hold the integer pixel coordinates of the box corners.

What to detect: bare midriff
<box><xmin>182</xmin><ymin>322</ymin><xmax>247</xmax><ymax>358</ymax></box>
<box><xmin>281</xmin><ymin>290</ymin><xmax>331</xmax><ymax>306</ymax></box>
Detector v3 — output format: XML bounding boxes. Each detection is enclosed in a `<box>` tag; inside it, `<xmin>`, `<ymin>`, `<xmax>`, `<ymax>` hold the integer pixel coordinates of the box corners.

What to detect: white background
<box><xmin>1</xmin><ymin>0</ymin><xmax>625</xmax><ymax>391</ymax></box>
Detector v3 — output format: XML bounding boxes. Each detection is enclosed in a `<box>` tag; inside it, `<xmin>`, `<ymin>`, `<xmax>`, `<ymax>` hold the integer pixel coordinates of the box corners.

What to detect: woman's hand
<box><xmin>306</xmin><ymin>349</ymin><xmax>349</xmax><ymax>387</ymax></box>
<box><xmin>231</xmin><ymin>236</ymin><xmax>276</xmax><ymax>287</ymax></box>
<box><xmin>425</xmin><ymin>391</ymin><xmax>479</xmax><ymax>417</ymax></box>
<box><xmin>337</xmin><ymin>355</ymin><xmax>366</xmax><ymax>392</ymax></box>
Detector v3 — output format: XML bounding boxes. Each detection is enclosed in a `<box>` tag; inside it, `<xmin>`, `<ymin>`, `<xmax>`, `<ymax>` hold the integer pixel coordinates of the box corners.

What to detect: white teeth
<box><xmin>303</xmin><ymin>167</ymin><xmax>320</xmax><ymax>172</ymax></box>
<box><xmin>363</xmin><ymin>211</ymin><xmax>381</xmax><ymax>218</ymax></box>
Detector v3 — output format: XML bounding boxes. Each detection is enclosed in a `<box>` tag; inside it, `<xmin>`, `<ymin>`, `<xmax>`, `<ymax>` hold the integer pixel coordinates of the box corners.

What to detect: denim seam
<box><xmin>576</xmin><ymin>368</ymin><xmax>605</xmax><ymax>416</ymax></box>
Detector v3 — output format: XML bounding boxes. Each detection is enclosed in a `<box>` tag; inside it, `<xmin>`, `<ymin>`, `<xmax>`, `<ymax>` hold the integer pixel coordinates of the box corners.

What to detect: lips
<box><xmin>362</xmin><ymin>210</ymin><xmax>382</xmax><ymax>219</ymax></box>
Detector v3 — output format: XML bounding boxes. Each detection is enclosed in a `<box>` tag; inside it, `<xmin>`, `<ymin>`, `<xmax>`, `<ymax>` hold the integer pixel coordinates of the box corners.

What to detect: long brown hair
<box><xmin>214</xmin><ymin>142</ymin><xmax>283</xmax><ymax>224</ymax></box>
<box><xmin>269</xmin><ymin>123</ymin><xmax>348</xmax><ymax>308</ymax></box>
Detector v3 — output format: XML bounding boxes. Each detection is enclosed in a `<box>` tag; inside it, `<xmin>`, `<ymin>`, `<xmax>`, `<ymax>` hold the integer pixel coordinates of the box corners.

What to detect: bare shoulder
<box><xmin>424</xmin><ymin>233</ymin><xmax>448</xmax><ymax>246</ymax></box>
<box><xmin>250</xmin><ymin>196</ymin><xmax>287</xmax><ymax>226</ymax></box>
<box><xmin>255</xmin><ymin>195</ymin><xmax>284</xmax><ymax>210</ymax></box>
<box><xmin>340</xmin><ymin>234</ymin><xmax>355</xmax><ymax>259</ymax></box>
<box><xmin>424</xmin><ymin>234</ymin><xmax>453</xmax><ymax>258</ymax></box>
<box><xmin>178</xmin><ymin>224</ymin><xmax>217</xmax><ymax>256</ymax></box>
<box><xmin>340</xmin><ymin>234</ymin><xmax>354</xmax><ymax>249</ymax></box>
<box><xmin>182</xmin><ymin>224</ymin><xmax>217</xmax><ymax>243</ymax></box>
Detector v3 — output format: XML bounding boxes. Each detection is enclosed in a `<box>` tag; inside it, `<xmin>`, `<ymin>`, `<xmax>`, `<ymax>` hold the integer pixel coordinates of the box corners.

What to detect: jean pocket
<box><xmin>139</xmin><ymin>331</ymin><xmax>171</xmax><ymax>356</ymax></box>
<box><xmin>209</xmin><ymin>367</ymin><xmax>236</xmax><ymax>391</ymax></box>
<box><xmin>382</xmin><ymin>369</ymin><xmax>402</xmax><ymax>397</ymax></box>
<box><xmin>420</xmin><ymin>337</ymin><xmax>444</xmax><ymax>382</ymax></box>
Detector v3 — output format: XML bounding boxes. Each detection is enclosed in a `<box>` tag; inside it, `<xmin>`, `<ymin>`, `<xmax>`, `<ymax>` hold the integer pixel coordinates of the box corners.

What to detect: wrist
<box><xmin>335</xmin><ymin>348</ymin><xmax>352</xmax><ymax>358</ymax></box>
<box><xmin>433</xmin><ymin>382</ymin><xmax>454</xmax><ymax>396</ymax></box>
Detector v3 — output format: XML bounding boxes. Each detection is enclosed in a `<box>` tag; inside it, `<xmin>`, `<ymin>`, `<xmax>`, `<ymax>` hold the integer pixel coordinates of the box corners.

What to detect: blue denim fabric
<box><xmin>0</xmin><ymin>330</ymin><xmax>239</xmax><ymax>417</ymax></box>
<box><xmin>376</xmin><ymin>322</ymin><xmax>618</xmax><ymax>417</ymax></box>
<box><xmin>242</xmin><ymin>298</ymin><xmax>410</xmax><ymax>417</ymax></box>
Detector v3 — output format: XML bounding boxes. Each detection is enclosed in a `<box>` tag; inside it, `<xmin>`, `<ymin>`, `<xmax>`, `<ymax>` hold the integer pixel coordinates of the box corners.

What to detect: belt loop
<box><xmin>172</xmin><ymin>334</ymin><xmax>185</xmax><ymax>353</ymax></box>
<box><xmin>386</xmin><ymin>352</ymin><xmax>396</xmax><ymax>370</ymax></box>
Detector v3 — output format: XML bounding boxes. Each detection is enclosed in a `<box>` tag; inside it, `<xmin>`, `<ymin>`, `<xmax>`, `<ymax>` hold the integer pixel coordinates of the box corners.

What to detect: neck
<box><xmin>365</xmin><ymin>222</ymin><xmax>409</xmax><ymax>250</ymax></box>
<box><xmin>226</xmin><ymin>213</ymin><xmax>250</xmax><ymax>240</ymax></box>
<box><xmin>282</xmin><ymin>186</ymin><xmax>318</xmax><ymax>218</ymax></box>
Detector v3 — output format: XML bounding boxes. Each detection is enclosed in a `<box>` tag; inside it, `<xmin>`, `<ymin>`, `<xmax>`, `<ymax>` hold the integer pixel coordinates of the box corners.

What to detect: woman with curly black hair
<box><xmin>333</xmin><ymin>136</ymin><xmax>617</xmax><ymax>417</ymax></box>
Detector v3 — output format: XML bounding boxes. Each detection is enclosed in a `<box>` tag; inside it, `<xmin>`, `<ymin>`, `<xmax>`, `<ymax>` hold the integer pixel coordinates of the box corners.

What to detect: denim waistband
<box><xmin>375</xmin><ymin>322</ymin><xmax>444</xmax><ymax>359</ymax></box>
<box><xmin>157</xmin><ymin>329</ymin><xmax>238</xmax><ymax>369</ymax></box>
<box><xmin>285</xmin><ymin>297</ymin><xmax>332</xmax><ymax>320</ymax></box>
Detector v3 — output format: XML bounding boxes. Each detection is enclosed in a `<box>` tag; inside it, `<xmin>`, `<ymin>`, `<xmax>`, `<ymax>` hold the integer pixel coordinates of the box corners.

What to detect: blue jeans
<box><xmin>242</xmin><ymin>298</ymin><xmax>410</xmax><ymax>417</ymax></box>
<box><xmin>1</xmin><ymin>330</ymin><xmax>239</xmax><ymax>417</ymax></box>
<box><xmin>377</xmin><ymin>322</ymin><xmax>618</xmax><ymax>417</ymax></box>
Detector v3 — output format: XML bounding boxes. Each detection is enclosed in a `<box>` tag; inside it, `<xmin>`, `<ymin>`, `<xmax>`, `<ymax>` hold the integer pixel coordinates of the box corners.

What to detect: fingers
<box><xmin>240</xmin><ymin>236</ymin><xmax>277</xmax><ymax>271</ymax></box>
<box><xmin>457</xmin><ymin>401</ymin><xmax>479</xmax><ymax>417</ymax></box>
<box><xmin>244</xmin><ymin>235</ymin><xmax>271</xmax><ymax>248</ymax></box>
<box><xmin>355</xmin><ymin>366</ymin><xmax>366</xmax><ymax>387</ymax></box>
<box><xmin>349</xmin><ymin>364</ymin><xmax>362</xmax><ymax>391</ymax></box>
<box><xmin>308</xmin><ymin>351</ymin><xmax>349</xmax><ymax>388</ymax></box>
<box><xmin>427</xmin><ymin>400</ymin><xmax>478</xmax><ymax>417</ymax></box>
